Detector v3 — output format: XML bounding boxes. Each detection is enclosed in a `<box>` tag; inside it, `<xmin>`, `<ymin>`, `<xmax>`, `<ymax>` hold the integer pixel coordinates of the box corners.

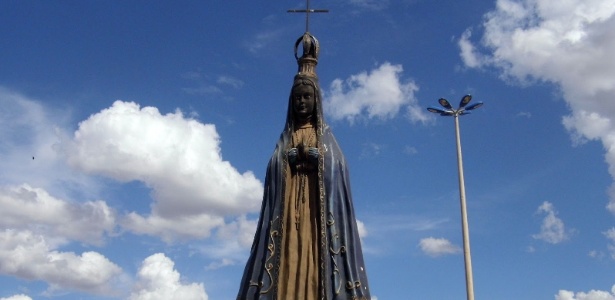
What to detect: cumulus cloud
<box><xmin>130</xmin><ymin>253</ymin><xmax>207</xmax><ymax>300</ymax></box>
<box><xmin>66</xmin><ymin>100</ymin><xmax>263</xmax><ymax>241</ymax></box>
<box><xmin>0</xmin><ymin>90</ymin><xmax>122</xmax><ymax>295</ymax></box>
<box><xmin>215</xmin><ymin>215</ymin><xmax>257</xmax><ymax>249</ymax></box>
<box><xmin>1</xmin><ymin>90</ymin><xmax>262</xmax><ymax>242</ymax></box>
<box><xmin>193</xmin><ymin>216</ymin><xmax>258</xmax><ymax>267</ymax></box>
<box><xmin>418</xmin><ymin>237</ymin><xmax>461</xmax><ymax>257</ymax></box>
<box><xmin>325</xmin><ymin>62</ymin><xmax>430</xmax><ymax>124</ymax></box>
<box><xmin>459</xmin><ymin>0</ymin><xmax>615</xmax><ymax>214</ymax></box>
<box><xmin>0</xmin><ymin>229</ymin><xmax>122</xmax><ymax>294</ymax></box>
<box><xmin>556</xmin><ymin>285</ymin><xmax>615</xmax><ymax>300</ymax></box>
<box><xmin>0</xmin><ymin>90</ymin><xmax>260</xmax><ymax>295</ymax></box>
<box><xmin>0</xmin><ymin>184</ymin><xmax>115</xmax><ymax>246</ymax></box>
<box><xmin>0</xmin><ymin>89</ymin><xmax>138</xmax><ymax>296</ymax></box>
<box><xmin>532</xmin><ymin>201</ymin><xmax>573</xmax><ymax>244</ymax></box>
<box><xmin>123</xmin><ymin>213</ymin><xmax>225</xmax><ymax>244</ymax></box>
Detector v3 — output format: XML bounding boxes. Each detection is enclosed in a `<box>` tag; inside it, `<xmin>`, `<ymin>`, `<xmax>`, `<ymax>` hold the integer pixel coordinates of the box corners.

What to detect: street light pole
<box><xmin>454</xmin><ymin>113</ymin><xmax>474</xmax><ymax>300</ymax></box>
<box><xmin>428</xmin><ymin>95</ymin><xmax>483</xmax><ymax>300</ymax></box>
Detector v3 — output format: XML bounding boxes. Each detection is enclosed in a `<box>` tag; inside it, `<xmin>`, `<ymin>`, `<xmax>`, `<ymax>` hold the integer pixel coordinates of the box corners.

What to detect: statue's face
<box><xmin>292</xmin><ymin>84</ymin><xmax>315</xmax><ymax>120</ymax></box>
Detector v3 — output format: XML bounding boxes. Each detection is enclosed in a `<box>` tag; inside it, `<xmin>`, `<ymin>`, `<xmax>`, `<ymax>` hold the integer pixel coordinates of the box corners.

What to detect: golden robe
<box><xmin>277</xmin><ymin>123</ymin><xmax>320</xmax><ymax>299</ymax></box>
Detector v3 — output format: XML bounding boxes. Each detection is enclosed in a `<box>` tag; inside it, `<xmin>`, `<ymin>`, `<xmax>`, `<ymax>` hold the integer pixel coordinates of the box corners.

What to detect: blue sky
<box><xmin>1</xmin><ymin>0</ymin><xmax>615</xmax><ymax>299</ymax></box>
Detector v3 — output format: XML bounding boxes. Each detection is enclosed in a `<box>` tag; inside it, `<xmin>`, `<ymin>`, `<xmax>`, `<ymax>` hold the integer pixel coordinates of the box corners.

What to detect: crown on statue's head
<box><xmin>294</xmin><ymin>32</ymin><xmax>319</xmax><ymax>78</ymax></box>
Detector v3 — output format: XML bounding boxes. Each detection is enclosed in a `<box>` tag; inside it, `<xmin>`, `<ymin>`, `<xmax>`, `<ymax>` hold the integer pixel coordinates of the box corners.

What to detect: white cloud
<box><xmin>0</xmin><ymin>87</ymin><xmax>99</xmax><ymax>200</ymax></box>
<box><xmin>556</xmin><ymin>285</ymin><xmax>615</xmax><ymax>300</ymax></box>
<box><xmin>418</xmin><ymin>237</ymin><xmax>461</xmax><ymax>257</ymax></box>
<box><xmin>356</xmin><ymin>220</ymin><xmax>368</xmax><ymax>239</ymax></box>
<box><xmin>0</xmin><ymin>90</ymin><xmax>261</xmax><ymax>295</ymax></box>
<box><xmin>348</xmin><ymin>0</ymin><xmax>389</xmax><ymax>10</ymax></box>
<box><xmin>459</xmin><ymin>0</ymin><xmax>615</xmax><ymax>214</ymax></box>
<box><xmin>193</xmin><ymin>216</ymin><xmax>258</xmax><ymax>266</ymax></box>
<box><xmin>516</xmin><ymin>111</ymin><xmax>532</xmax><ymax>118</ymax></box>
<box><xmin>205</xmin><ymin>258</ymin><xmax>235</xmax><ymax>271</ymax></box>
<box><xmin>181</xmin><ymin>73</ymin><xmax>243</xmax><ymax>96</ymax></box>
<box><xmin>0</xmin><ymin>90</ymin><xmax>123</xmax><ymax>295</ymax></box>
<box><xmin>130</xmin><ymin>253</ymin><xmax>207</xmax><ymax>300</ymax></box>
<box><xmin>588</xmin><ymin>250</ymin><xmax>606</xmax><ymax>260</ymax></box>
<box><xmin>214</xmin><ymin>215</ymin><xmax>257</xmax><ymax>249</ymax></box>
<box><xmin>123</xmin><ymin>213</ymin><xmax>225</xmax><ymax>244</ymax></box>
<box><xmin>360</xmin><ymin>142</ymin><xmax>385</xmax><ymax>158</ymax></box>
<box><xmin>325</xmin><ymin>62</ymin><xmax>430</xmax><ymax>124</ymax></box>
<box><xmin>0</xmin><ymin>296</ymin><xmax>32</xmax><ymax>300</ymax></box>
<box><xmin>458</xmin><ymin>29</ymin><xmax>483</xmax><ymax>68</ymax></box>
<box><xmin>404</xmin><ymin>146</ymin><xmax>418</xmax><ymax>155</ymax></box>
<box><xmin>532</xmin><ymin>201</ymin><xmax>572</xmax><ymax>244</ymax></box>
<box><xmin>181</xmin><ymin>85</ymin><xmax>222</xmax><ymax>96</ymax></box>
<box><xmin>246</xmin><ymin>29</ymin><xmax>283</xmax><ymax>54</ymax></box>
<box><xmin>66</xmin><ymin>100</ymin><xmax>263</xmax><ymax>241</ymax></box>
<box><xmin>0</xmin><ymin>184</ymin><xmax>115</xmax><ymax>246</ymax></box>
<box><xmin>0</xmin><ymin>229</ymin><xmax>122</xmax><ymax>295</ymax></box>
<box><xmin>217</xmin><ymin>76</ymin><xmax>244</xmax><ymax>89</ymax></box>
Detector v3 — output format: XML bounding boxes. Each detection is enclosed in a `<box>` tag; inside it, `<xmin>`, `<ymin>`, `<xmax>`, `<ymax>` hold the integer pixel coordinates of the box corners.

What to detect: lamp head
<box><xmin>438</xmin><ymin>98</ymin><xmax>453</xmax><ymax>110</ymax></box>
<box><xmin>460</xmin><ymin>94</ymin><xmax>472</xmax><ymax>108</ymax></box>
<box><xmin>465</xmin><ymin>102</ymin><xmax>484</xmax><ymax>111</ymax></box>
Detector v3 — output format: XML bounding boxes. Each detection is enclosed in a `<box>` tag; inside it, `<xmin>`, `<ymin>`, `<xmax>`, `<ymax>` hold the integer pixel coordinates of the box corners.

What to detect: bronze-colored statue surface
<box><xmin>237</xmin><ymin>32</ymin><xmax>371</xmax><ymax>300</ymax></box>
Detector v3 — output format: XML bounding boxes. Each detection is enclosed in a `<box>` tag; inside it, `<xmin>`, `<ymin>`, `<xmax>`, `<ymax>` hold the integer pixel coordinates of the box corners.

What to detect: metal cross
<box><xmin>287</xmin><ymin>0</ymin><xmax>329</xmax><ymax>33</ymax></box>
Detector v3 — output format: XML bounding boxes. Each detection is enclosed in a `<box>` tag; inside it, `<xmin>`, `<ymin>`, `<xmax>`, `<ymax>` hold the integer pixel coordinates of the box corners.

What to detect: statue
<box><xmin>236</xmin><ymin>32</ymin><xmax>371</xmax><ymax>300</ymax></box>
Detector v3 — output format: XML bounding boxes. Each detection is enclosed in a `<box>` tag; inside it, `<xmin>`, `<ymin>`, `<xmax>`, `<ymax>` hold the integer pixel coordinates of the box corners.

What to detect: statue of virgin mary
<box><xmin>237</xmin><ymin>32</ymin><xmax>371</xmax><ymax>300</ymax></box>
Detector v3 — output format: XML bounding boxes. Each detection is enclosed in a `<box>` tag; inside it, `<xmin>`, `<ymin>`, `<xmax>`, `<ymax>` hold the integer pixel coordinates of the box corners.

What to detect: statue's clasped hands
<box><xmin>288</xmin><ymin>145</ymin><xmax>319</xmax><ymax>171</ymax></box>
